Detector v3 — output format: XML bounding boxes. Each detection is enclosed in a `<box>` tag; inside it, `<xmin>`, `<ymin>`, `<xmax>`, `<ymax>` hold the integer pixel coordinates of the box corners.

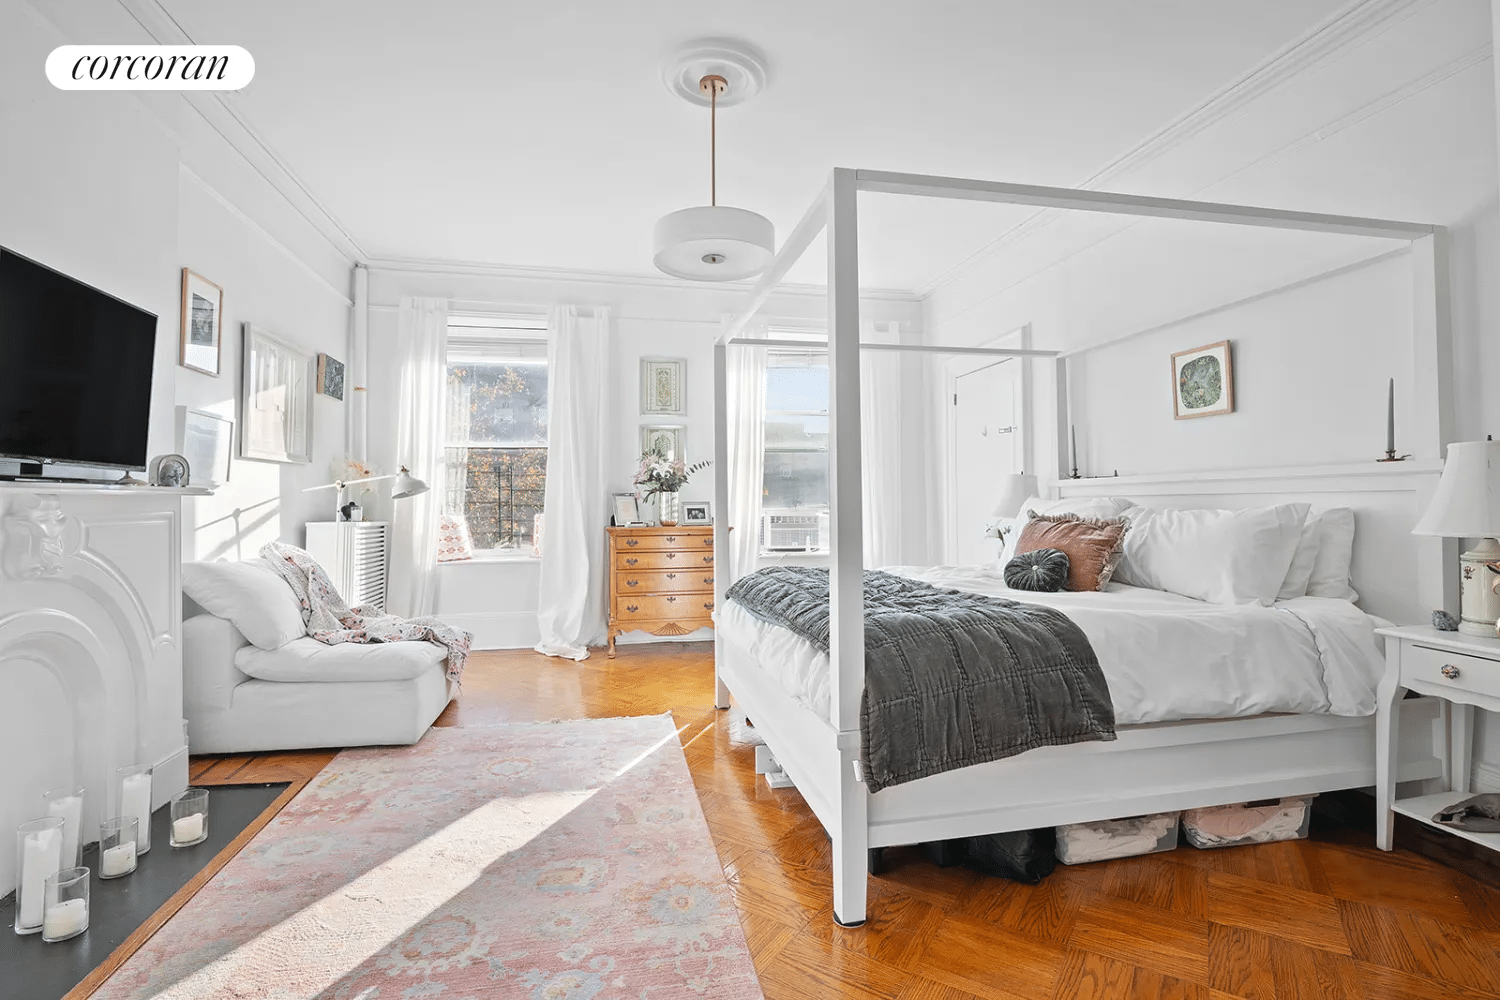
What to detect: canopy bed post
<box><xmin>826</xmin><ymin>167</ymin><xmax>870</xmax><ymax>928</ymax></box>
<box><xmin>1410</xmin><ymin>231</ymin><xmax>1458</xmax><ymax>614</ymax></box>
<box><xmin>1053</xmin><ymin>355</ymin><xmax>1071</xmax><ymax>489</ymax></box>
<box><xmin>712</xmin><ymin>340</ymin><xmax>732</xmax><ymax>709</ymax></box>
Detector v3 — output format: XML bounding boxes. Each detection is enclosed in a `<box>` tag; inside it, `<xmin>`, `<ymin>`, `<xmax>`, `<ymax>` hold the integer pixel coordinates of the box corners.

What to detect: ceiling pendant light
<box><xmin>653</xmin><ymin>58</ymin><xmax>774</xmax><ymax>281</ymax></box>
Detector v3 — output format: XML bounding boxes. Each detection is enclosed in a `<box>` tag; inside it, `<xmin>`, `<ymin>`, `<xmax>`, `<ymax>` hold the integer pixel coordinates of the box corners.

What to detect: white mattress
<box><xmin>716</xmin><ymin>565</ymin><xmax>1387</xmax><ymax>727</ymax></box>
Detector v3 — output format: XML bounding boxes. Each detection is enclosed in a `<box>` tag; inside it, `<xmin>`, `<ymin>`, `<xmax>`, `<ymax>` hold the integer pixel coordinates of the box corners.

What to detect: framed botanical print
<box><xmin>1171</xmin><ymin>340</ymin><xmax>1234</xmax><ymax>419</ymax></box>
<box><xmin>241</xmin><ymin>323</ymin><xmax>314</xmax><ymax>463</ymax></box>
<box><xmin>180</xmin><ymin>268</ymin><xmax>223</xmax><ymax>376</ymax></box>
<box><xmin>317</xmin><ymin>353</ymin><xmax>346</xmax><ymax>400</ymax></box>
<box><xmin>640</xmin><ymin>424</ymin><xmax>685</xmax><ymax>461</ymax></box>
<box><xmin>640</xmin><ymin>357</ymin><xmax>685</xmax><ymax>415</ymax></box>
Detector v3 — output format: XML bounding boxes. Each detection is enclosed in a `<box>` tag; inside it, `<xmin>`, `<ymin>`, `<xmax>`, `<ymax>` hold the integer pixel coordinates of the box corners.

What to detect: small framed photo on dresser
<box><xmin>682</xmin><ymin>502</ymin><xmax>712</xmax><ymax>525</ymax></box>
<box><xmin>612</xmin><ymin>493</ymin><xmax>643</xmax><ymax>527</ymax></box>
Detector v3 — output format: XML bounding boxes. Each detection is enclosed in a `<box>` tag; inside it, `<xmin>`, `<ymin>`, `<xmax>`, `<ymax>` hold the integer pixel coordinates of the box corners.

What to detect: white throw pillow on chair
<box><xmin>182</xmin><ymin>558</ymin><xmax>307</xmax><ymax>649</ymax></box>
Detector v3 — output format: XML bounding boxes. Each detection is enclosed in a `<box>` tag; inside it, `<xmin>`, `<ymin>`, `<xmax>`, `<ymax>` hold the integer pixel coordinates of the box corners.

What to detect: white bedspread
<box><xmin>716</xmin><ymin>565</ymin><xmax>1386</xmax><ymax>727</ymax></box>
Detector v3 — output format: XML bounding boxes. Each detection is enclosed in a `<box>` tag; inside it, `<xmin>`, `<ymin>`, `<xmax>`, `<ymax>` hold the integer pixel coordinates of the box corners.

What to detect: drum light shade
<box><xmin>653</xmin><ymin>205</ymin><xmax>775</xmax><ymax>281</ymax></box>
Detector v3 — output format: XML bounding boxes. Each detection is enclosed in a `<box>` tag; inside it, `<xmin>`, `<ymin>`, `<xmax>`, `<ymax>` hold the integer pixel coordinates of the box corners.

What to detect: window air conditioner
<box><xmin>760</xmin><ymin>511</ymin><xmax>829</xmax><ymax>551</ymax></box>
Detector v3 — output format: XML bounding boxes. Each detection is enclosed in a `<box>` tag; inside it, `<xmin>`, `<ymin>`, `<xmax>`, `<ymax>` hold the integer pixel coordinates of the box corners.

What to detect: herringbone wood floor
<box><xmin>188</xmin><ymin>642</ymin><xmax>1500</xmax><ymax>1000</ymax></box>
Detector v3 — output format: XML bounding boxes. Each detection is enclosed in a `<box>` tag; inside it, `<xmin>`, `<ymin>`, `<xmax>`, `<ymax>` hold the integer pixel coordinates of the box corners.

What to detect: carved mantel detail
<box><xmin>2</xmin><ymin>494</ymin><xmax>70</xmax><ymax>580</ymax></box>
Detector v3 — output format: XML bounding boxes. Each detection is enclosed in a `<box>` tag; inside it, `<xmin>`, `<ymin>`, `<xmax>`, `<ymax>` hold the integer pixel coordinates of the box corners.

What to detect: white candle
<box><xmin>121</xmin><ymin>772</ymin><xmax>152</xmax><ymax>854</ymax></box>
<box><xmin>101</xmin><ymin>841</ymin><xmax>136</xmax><ymax>877</ymax></box>
<box><xmin>43</xmin><ymin>898</ymin><xmax>88</xmax><ymax>940</ymax></box>
<box><xmin>46</xmin><ymin>795</ymin><xmax>82</xmax><ymax>869</ymax></box>
<box><xmin>172</xmin><ymin>813</ymin><xmax>204</xmax><ymax>844</ymax></box>
<box><xmin>18</xmin><ymin>827</ymin><xmax>61</xmax><ymax>929</ymax></box>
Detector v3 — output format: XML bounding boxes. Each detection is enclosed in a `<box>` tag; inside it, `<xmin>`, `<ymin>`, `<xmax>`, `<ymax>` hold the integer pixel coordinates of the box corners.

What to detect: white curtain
<box><xmin>390</xmin><ymin>296</ymin><xmax>448</xmax><ymax>617</ymax></box>
<box><xmin>534</xmin><ymin>306</ymin><xmax>611</xmax><ymax>659</ymax></box>
<box><xmin>726</xmin><ymin>320</ymin><xmax>767</xmax><ymax>584</ymax></box>
<box><xmin>861</xmin><ymin>321</ymin><xmax>903</xmax><ymax>567</ymax></box>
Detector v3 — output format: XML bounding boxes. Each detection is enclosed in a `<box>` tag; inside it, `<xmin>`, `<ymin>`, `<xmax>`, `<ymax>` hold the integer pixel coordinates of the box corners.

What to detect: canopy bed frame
<box><xmin>710</xmin><ymin>168</ymin><xmax>1455</xmax><ymax>926</ymax></box>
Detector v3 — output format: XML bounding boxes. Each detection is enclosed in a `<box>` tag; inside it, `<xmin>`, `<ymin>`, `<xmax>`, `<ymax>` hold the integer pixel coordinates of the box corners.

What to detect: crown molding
<box><xmin>917</xmin><ymin>0</ymin><xmax>1433</xmax><ymax>299</ymax></box>
<box><xmin>362</xmin><ymin>256</ymin><xmax>920</xmax><ymax>302</ymax></box>
<box><xmin>117</xmin><ymin>0</ymin><xmax>366</xmax><ymax>266</ymax></box>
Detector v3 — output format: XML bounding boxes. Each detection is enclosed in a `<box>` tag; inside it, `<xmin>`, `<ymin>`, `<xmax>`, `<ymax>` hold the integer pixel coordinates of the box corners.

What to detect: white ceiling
<box><xmin>160</xmin><ymin>0</ymin><xmax>1350</xmax><ymax>291</ymax></box>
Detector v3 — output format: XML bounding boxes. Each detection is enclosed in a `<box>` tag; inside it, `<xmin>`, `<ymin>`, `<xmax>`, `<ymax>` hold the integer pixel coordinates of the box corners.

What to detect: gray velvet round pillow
<box><xmin>1004</xmin><ymin>548</ymin><xmax>1071</xmax><ymax>592</ymax></box>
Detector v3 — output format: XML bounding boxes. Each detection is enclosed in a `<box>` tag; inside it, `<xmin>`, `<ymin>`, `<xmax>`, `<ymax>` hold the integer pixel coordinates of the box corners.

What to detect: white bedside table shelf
<box><xmin>1374</xmin><ymin>625</ymin><xmax>1500</xmax><ymax>854</ymax></box>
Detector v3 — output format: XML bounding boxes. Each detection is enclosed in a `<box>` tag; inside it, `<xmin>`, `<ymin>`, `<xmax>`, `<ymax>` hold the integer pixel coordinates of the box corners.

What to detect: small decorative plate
<box><xmin>149</xmin><ymin>453</ymin><xmax>191</xmax><ymax>488</ymax></box>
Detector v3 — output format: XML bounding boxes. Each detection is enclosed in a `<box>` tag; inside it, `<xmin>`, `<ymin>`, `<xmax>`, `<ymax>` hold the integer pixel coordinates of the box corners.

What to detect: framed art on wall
<box><xmin>317</xmin><ymin>353</ymin><xmax>345</xmax><ymax>400</ymax></box>
<box><xmin>1171</xmin><ymin>339</ymin><xmax>1234</xmax><ymax>420</ymax></box>
<box><xmin>241</xmin><ymin>323</ymin><xmax>314</xmax><ymax>463</ymax></box>
<box><xmin>180</xmin><ymin>268</ymin><xmax>224</xmax><ymax>376</ymax></box>
<box><xmin>176</xmin><ymin>407</ymin><xmax>233</xmax><ymax>487</ymax></box>
<box><xmin>640</xmin><ymin>357</ymin><xmax>685</xmax><ymax>415</ymax></box>
<box><xmin>640</xmin><ymin>424</ymin><xmax>686</xmax><ymax>461</ymax></box>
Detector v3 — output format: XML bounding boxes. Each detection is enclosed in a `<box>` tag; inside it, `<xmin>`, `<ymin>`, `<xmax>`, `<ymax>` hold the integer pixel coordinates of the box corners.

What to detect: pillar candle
<box><xmin>45</xmin><ymin>794</ymin><xmax>82</xmax><ymax>869</ymax></box>
<box><xmin>101</xmin><ymin>841</ymin><xmax>136</xmax><ymax>877</ymax></box>
<box><xmin>18</xmin><ymin>827</ymin><xmax>61</xmax><ymax>929</ymax></box>
<box><xmin>42</xmin><ymin>898</ymin><xmax>87</xmax><ymax>940</ymax></box>
<box><xmin>121</xmin><ymin>772</ymin><xmax>152</xmax><ymax>854</ymax></box>
<box><xmin>172</xmin><ymin>813</ymin><xmax>204</xmax><ymax>844</ymax></box>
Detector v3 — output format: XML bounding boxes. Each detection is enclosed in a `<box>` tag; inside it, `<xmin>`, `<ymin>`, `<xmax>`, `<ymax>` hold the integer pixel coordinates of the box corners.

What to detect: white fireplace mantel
<box><xmin>0</xmin><ymin>483</ymin><xmax>198</xmax><ymax>894</ymax></box>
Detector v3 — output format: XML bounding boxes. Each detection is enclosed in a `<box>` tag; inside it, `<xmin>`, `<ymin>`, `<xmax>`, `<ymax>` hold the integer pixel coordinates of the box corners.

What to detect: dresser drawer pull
<box><xmin>625</xmin><ymin>557</ymin><xmax>639</xmax><ymax>566</ymax></box>
<box><xmin>626</xmin><ymin>579</ymin><xmax>639</xmax><ymax>588</ymax></box>
<box><xmin>703</xmin><ymin>602</ymin><xmax>713</xmax><ymax>611</ymax></box>
<box><xmin>626</xmin><ymin>604</ymin><xmax>639</xmax><ymax>613</ymax></box>
<box><xmin>703</xmin><ymin>577</ymin><xmax>713</xmax><ymax>585</ymax></box>
<box><xmin>666</xmin><ymin>572</ymin><xmax>677</xmax><ymax>579</ymax></box>
<box><xmin>626</xmin><ymin>539</ymin><xmax>639</xmax><ymax>547</ymax></box>
<box><xmin>666</xmin><ymin>596</ymin><xmax>677</xmax><ymax>604</ymax></box>
<box><xmin>703</xmin><ymin>555</ymin><xmax>713</xmax><ymax>564</ymax></box>
<box><xmin>703</xmin><ymin>538</ymin><xmax>713</xmax><ymax>546</ymax></box>
<box><xmin>666</xmin><ymin>552</ymin><xmax>678</xmax><ymax>560</ymax></box>
<box><xmin>665</xmin><ymin>535</ymin><xmax>677</xmax><ymax>543</ymax></box>
<box><xmin>1441</xmin><ymin>664</ymin><xmax>1461</xmax><ymax>680</ymax></box>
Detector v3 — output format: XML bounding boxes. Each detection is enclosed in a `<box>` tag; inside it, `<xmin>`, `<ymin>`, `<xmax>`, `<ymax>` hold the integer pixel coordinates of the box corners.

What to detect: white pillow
<box><xmin>1117</xmin><ymin>503</ymin><xmax>1310</xmax><ymax>606</ymax></box>
<box><xmin>999</xmin><ymin>496</ymin><xmax>1136</xmax><ymax>567</ymax></box>
<box><xmin>1277</xmin><ymin>507</ymin><xmax>1358</xmax><ymax>601</ymax></box>
<box><xmin>182</xmin><ymin>559</ymin><xmax>307</xmax><ymax>650</ymax></box>
<box><xmin>1305</xmin><ymin>507</ymin><xmax>1358</xmax><ymax>602</ymax></box>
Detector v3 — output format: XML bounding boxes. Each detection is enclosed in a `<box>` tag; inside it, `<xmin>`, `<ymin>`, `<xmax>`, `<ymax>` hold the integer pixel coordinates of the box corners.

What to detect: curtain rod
<box><xmin>724</xmin><ymin>337</ymin><xmax>1059</xmax><ymax>357</ymax></box>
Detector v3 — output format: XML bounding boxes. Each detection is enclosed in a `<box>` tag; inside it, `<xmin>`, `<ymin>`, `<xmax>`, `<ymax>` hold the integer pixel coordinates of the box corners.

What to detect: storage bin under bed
<box><xmin>1181</xmin><ymin>795</ymin><xmax>1316</xmax><ymax>849</ymax></box>
<box><xmin>1055</xmin><ymin>811</ymin><xmax>1180</xmax><ymax>865</ymax></box>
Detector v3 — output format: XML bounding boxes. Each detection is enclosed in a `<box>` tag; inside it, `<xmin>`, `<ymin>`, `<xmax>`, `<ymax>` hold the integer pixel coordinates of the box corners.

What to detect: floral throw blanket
<box><xmin>260</xmin><ymin>541</ymin><xmax>470</xmax><ymax>685</ymax></box>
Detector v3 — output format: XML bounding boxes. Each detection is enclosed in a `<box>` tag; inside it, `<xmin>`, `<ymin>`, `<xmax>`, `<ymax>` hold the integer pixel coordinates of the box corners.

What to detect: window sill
<box><xmin>438</xmin><ymin>551</ymin><xmax>540</xmax><ymax>566</ymax></box>
<box><xmin>758</xmin><ymin>548</ymin><xmax>830</xmax><ymax>559</ymax></box>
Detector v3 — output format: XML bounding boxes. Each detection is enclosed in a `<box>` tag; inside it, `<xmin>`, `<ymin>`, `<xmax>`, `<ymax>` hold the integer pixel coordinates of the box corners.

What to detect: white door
<box><xmin>953</xmin><ymin>360</ymin><xmax>1020</xmax><ymax>566</ymax></box>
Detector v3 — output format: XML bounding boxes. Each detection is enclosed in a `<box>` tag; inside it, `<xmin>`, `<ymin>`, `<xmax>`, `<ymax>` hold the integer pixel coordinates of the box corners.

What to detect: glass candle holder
<box><xmin>14</xmin><ymin>817</ymin><xmax>65</xmax><ymax>935</ymax></box>
<box><xmin>99</xmin><ymin>817</ymin><xmax>139</xmax><ymax>879</ymax></box>
<box><xmin>42</xmin><ymin>867</ymin><xmax>89</xmax><ymax>943</ymax></box>
<box><xmin>170</xmin><ymin>788</ymin><xmax>208</xmax><ymax>848</ymax></box>
<box><xmin>116</xmin><ymin>764</ymin><xmax>153</xmax><ymax>855</ymax></box>
<box><xmin>42</xmin><ymin>787</ymin><xmax>84</xmax><ymax>870</ymax></box>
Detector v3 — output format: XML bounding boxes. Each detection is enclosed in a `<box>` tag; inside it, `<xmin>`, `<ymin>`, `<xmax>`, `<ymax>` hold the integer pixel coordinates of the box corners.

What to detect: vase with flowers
<box><xmin>633</xmin><ymin>449</ymin><xmax>709</xmax><ymax>526</ymax></box>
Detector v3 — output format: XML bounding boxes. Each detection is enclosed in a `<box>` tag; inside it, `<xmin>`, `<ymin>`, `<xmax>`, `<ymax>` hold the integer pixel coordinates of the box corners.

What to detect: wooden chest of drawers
<box><xmin>606</xmin><ymin>525</ymin><xmax>715</xmax><ymax>657</ymax></box>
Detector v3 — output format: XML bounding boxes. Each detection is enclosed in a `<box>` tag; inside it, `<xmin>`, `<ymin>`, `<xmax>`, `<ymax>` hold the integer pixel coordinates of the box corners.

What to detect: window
<box><xmin>763</xmin><ymin>335</ymin><xmax>829</xmax><ymax>514</ymax></box>
<box><xmin>445</xmin><ymin>315</ymin><xmax>548</xmax><ymax>554</ymax></box>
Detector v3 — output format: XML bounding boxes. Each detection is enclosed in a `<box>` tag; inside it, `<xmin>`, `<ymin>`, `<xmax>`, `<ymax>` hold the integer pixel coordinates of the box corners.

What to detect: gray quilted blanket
<box><xmin>725</xmin><ymin>566</ymin><xmax>1115</xmax><ymax>792</ymax></box>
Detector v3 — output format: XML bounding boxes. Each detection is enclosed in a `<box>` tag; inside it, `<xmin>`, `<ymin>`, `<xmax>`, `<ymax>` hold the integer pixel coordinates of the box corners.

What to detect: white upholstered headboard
<box><xmin>1056</xmin><ymin>461</ymin><xmax>1449</xmax><ymax>625</ymax></box>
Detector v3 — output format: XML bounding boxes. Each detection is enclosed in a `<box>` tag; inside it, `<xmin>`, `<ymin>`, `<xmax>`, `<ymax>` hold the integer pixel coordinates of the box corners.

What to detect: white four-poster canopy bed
<box><xmin>710</xmin><ymin>168</ymin><xmax>1455</xmax><ymax>926</ymax></box>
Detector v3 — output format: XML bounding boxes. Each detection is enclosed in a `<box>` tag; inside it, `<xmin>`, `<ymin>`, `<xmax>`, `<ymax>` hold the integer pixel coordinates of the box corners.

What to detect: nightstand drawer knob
<box><xmin>1441</xmin><ymin>664</ymin><xmax>1461</xmax><ymax>680</ymax></box>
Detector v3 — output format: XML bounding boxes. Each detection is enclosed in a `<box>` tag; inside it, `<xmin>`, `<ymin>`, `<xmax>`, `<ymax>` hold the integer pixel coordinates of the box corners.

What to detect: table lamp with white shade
<box><xmin>987</xmin><ymin>473</ymin><xmax>1040</xmax><ymax>540</ymax></box>
<box><xmin>303</xmin><ymin>466</ymin><xmax>430</xmax><ymax>520</ymax></box>
<box><xmin>1412</xmin><ymin>440</ymin><xmax>1500</xmax><ymax>636</ymax></box>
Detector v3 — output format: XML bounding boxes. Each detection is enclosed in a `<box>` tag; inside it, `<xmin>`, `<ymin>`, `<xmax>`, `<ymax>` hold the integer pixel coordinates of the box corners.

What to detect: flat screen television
<box><xmin>0</xmin><ymin>247</ymin><xmax>157</xmax><ymax>471</ymax></box>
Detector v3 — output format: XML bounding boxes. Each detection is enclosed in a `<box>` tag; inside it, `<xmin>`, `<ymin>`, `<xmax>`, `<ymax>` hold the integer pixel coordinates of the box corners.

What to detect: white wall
<box><xmin>365</xmin><ymin>264</ymin><xmax>921</xmax><ymax>648</ymax></box>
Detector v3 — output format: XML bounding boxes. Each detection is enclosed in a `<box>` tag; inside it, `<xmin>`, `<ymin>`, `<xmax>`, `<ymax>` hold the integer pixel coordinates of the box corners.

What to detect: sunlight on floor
<box><xmin>145</xmin><ymin>788</ymin><xmax>597</xmax><ymax>998</ymax></box>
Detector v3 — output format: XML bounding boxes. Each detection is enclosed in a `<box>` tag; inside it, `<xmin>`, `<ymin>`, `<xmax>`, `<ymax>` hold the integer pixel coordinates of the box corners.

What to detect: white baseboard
<box><xmin>442</xmin><ymin>612</ymin><xmax>540</xmax><ymax>650</ymax></box>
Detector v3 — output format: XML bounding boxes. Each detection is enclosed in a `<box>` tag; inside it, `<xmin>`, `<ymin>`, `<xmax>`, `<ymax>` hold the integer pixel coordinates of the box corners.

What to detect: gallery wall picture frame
<box><xmin>640</xmin><ymin>424</ymin><xmax>686</xmax><ymax>462</ymax></box>
<box><xmin>682</xmin><ymin>501</ymin><xmax>712</xmax><ymax>525</ymax></box>
<box><xmin>180</xmin><ymin>268</ymin><xmax>224</xmax><ymax>376</ymax></box>
<box><xmin>317</xmin><ymin>353</ymin><xmax>346</xmax><ymax>400</ymax></box>
<box><xmin>1171</xmin><ymin>339</ymin><xmax>1234</xmax><ymax>420</ymax></box>
<box><xmin>176</xmin><ymin>407</ymin><xmax>233</xmax><ymax>487</ymax></box>
<box><xmin>640</xmin><ymin>357</ymin><xmax>686</xmax><ymax>415</ymax></box>
<box><xmin>241</xmin><ymin>323</ymin><xmax>315</xmax><ymax>464</ymax></box>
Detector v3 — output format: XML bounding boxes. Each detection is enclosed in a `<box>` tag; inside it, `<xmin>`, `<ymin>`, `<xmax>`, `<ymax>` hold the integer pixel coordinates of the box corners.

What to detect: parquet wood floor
<box><xmin>184</xmin><ymin>642</ymin><xmax>1500</xmax><ymax>1000</ymax></box>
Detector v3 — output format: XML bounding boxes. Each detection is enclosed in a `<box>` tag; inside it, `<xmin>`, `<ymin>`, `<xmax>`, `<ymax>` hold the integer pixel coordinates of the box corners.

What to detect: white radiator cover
<box><xmin>0</xmin><ymin>485</ymin><xmax>190</xmax><ymax>894</ymax></box>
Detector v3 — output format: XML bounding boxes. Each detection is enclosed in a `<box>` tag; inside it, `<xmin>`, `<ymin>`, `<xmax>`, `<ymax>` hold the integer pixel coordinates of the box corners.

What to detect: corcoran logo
<box><xmin>46</xmin><ymin>45</ymin><xmax>254</xmax><ymax>91</ymax></box>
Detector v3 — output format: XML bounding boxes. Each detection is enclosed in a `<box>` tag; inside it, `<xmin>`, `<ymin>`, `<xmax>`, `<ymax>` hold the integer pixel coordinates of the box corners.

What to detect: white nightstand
<box><xmin>1374</xmin><ymin>625</ymin><xmax>1500</xmax><ymax>854</ymax></box>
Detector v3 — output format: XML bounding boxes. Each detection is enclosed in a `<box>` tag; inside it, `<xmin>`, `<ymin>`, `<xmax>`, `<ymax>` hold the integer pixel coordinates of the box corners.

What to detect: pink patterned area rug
<box><xmin>94</xmin><ymin>716</ymin><xmax>764</xmax><ymax>999</ymax></box>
